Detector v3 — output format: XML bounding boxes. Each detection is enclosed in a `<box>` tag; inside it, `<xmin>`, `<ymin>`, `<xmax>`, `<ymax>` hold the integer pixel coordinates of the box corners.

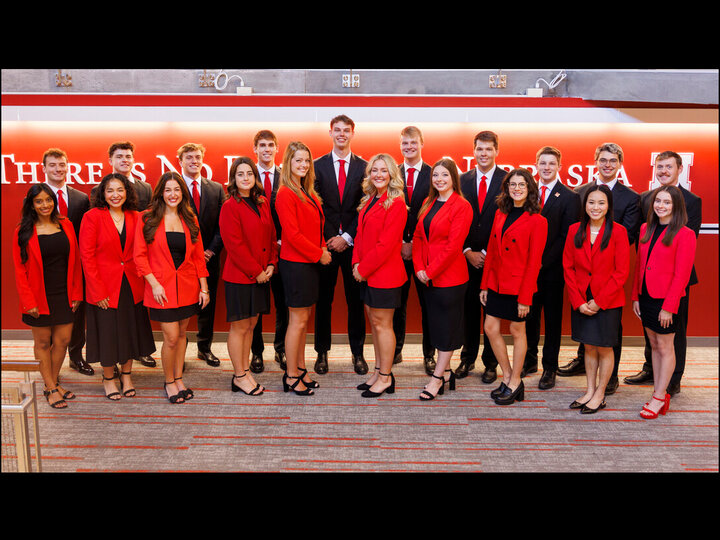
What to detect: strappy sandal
<box><xmin>56</xmin><ymin>378</ymin><xmax>75</xmax><ymax>400</ymax></box>
<box><xmin>297</xmin><ymin>367</ymin><xmax>319</xmax><ymax>389</ymax></box>
<box><xmin>120</xmin><ymin>370</ymin><xmax>136</xmax><ymax>397</ymax></box>
<box><xmin>43</xmin><ymin>386</ymin><xmax>68</xmax><ymax>409</ymax></box>
<box><xmin>419</xmin><ymin>373</ymin><xmax>445</xmax><ymax>401</ymax></box>
<box><xmin>175</xmin><ymin>377</ymin><xmax>193</xmax><ymax>400</ymax></box>
<box><xmin>163</xmin><ymin>381</ymin><xmax>184</xmax><ymax>404</ymax></box>
<box><xmin>102</xmin><ymin>374</ymin><xmax>122</xmax><ymax>401</ymax></box>
<box><xmin>231</xmin><ymin>373</ymin><xmax>264</xmax><ymax>396</ymax></box>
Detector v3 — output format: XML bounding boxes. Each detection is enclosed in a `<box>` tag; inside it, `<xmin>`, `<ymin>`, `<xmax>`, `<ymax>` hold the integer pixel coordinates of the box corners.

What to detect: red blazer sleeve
<box><xmin>133</xmin><ymin>211</ymin><xmax>152</xmax><ymax>279</ymax></box>
<box><xmin>79</xmin><ymin>209</ymin><xmax>108</xmax><ymax>303</ymax></box>
<box><xmin>592</xmin><ymin>225</ymin><xmax>630</xmax><ymax>310</ymax></box>
<box><xmin>662</xmin><ymin>227</ymin><xmax>696</xmax><ymax>313</ymax></box>
<box><xmin>425</xmin><ymin>196</ymin><xmax>473</xmax><ymax>281</ymax></box>
<box><xmin>480</xmin><ymin>210</ymin><xmax>502</xmax><ymax>292</ymax></box>
<box><xmin>411</xmin><ymin>203</ymin><xmax>428</xmax><ymax>274</ymax></box>
<box><xmin>355</xmin><ymin>197</ymin><xmax>407</xmax><ymax>279</ymax></box>
<box><xmin>219</xmin><ymin>198</ymin><xmax>264</xmax><ymax>280</ymax></box>
<box><xmin>62</xmin><ymin>218</ymin><xmax>84</xmax><ymax>303</ymax></box>
<box><xmin>12</xmin><ymin>227</ymin><xmax>38</xmax><ymax>313</ymax></box>
<box><xmin>562</xmin><ymin>223</ymin><xmax>584</xmax><ymax>309</ymax></box>
<box><xmin>275</xmin><ymin>186</ymin><xmax>325</xmax><ymax>263</ymax></box>
<box><xmin>516</xmin><ymin>214</ymin><xmax>547</xmax><ymax>306</ymax></box>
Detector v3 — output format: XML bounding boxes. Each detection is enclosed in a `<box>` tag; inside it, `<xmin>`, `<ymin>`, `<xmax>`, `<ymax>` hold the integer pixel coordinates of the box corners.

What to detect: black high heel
<box><xmin>43</xmin><ymin>386</ymin><xmax>68</xmax><ymax>409</ymax></box>
<box><xmin>444</xmin><ymin>369</ymin><xmax>456</xmax><ymax>391</ymax></box>
<box><xmin>231</xmin><ymin>373</ymin><xmax>264</xmax><ymax>396</ymax></box>
<box><xmin>419</xmin><ymin>373</ymin><xmax>445</xmax><ymax>401</ymax></box>
<box><xmin>494</xmin><ymin>381</ymin><xmax>524</xmax><ymax>405</ymax></box>
<box><xmin>491</xmin><ymin>382</ymin><xmax>508</xmax><ymax>399</ymax></box>
<box><xmin>282</xmin><ymin>373</ymin><xmax>314</xmax><ymax>395</ymax></box>
<box><xmin>298</xmin><ymin>367</ymin><xmax>319</xmax><ymax>389</ymax></box>
<box><xmin>361</xmin><ymin>372</ymin><xmax>395</xmax><ymax>398</ymax></box>
<box><xmin>175</xmin><ymin>377</ymin><xmax>193</xmax><ymax>400</ymax></box>
<box><xmin>120</xmin><ymin>370</ymin><xmax>136</xmax><ymax>397</ymax></box>
<box><xmin>357</xmin><ymin>367</ymin><xmax>380</xmax><ymax>390</ymax></box>
<box><xmin>163</xmin><ymin>381</ymin><xmax>184</xmax><ymax>404</ymax></box>
<box><xmin>102</xmin><ymin>374</ymin><xmax>122</xmax><ymax>401</ymax></box>
<box><xmin>580</xmin><ymin>400</ymin><xmax>606</xmax><ymax>415</ymax></box>
<box><xmin>569</xmin><ymin>399</ymin><xmax>589</xmax><ymax>409</ymax></box>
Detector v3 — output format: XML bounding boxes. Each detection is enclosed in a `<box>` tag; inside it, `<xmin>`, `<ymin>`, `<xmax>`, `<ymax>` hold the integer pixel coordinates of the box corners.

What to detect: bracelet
<box><xmin>200</xmin><ymin>290</ymin><xmax>209</xmax><ymax>294</ymax></box>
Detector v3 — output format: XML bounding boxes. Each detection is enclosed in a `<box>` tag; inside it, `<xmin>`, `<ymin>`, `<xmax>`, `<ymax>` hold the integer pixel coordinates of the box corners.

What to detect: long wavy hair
<box><xmin>91</xmin><ymin>173</ymin><xmax>138</xmax><ymax>211</ymax></box>
<box><xmin>495</xmin><ymin>168</ymin><xmax>541</xmax><ymax>215</ymax></box>
<box><xmin>418</xmin><ymin>158</ymin><xmax>465</xmax><ymax>217</ymax></box>
<box><xmin>227</xmin><ymin>156</ymin><xmax>265</xmax><ymax>205</ymax></box>
<box><xmin>574</xmin><ymin>183</ymin><xmax>614</xmax><ymax>251</ymax></box>
<box><xmin>142</xmin><ymin>172</ymin><xmax>200</xmax><ymax>244</ymax></box>
<box><xmin>358</xmin><ymin>153</ymin><xmax>407</xmax><ymax>212</ymax></box>
<box><xmin>17</xmin><ymin>183</ymin><xmax>65</xmax><ymax>264</ymax></box>
<box><xmin>639</xmin><ymin>184</ymin><xmax>688</xmax><ymax>247</ymax></box>
<box><xmin>279</xmin><ymin>141</ymin><xmax>322</xmax><ymax>204</ymax></box>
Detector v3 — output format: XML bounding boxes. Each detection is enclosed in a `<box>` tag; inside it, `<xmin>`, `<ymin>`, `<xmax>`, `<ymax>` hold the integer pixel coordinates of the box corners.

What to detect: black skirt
<box><xmin>571</xmin><ymin>307</ymin><xmax>622</xmax><ymax>348</ymax></box>
<box><xmin>484</xmin><ymin>289</ymin><xmax>528</xmax><ymax>323</ymax></box>
<box><xmin>639</xmin><ymin>292</ymin><xmax>677</xmax><ymax>335</ymax></box>
<box><xmin>86</xmin><ymin>274</ymin><xmax>156</xmax><ymax>367</ymax></box>
<box><xmin>149</xmin><ymin>302</ymin><xmax>199</xmax><ymax>322</ymax></box>
<box><xmin>359</xmin><ymin>282</ymin><xmax>402</xmax><ymax>309</ymax></box>
<box><xmin>225</xmin><ymin>281</ymin><xmax>271</xmax><ymax>321</ymax></box>
<box><xmin>423</xmin><ymin>282</ymin><xmax>467</xmax><ymax>352</ymax></box>
<box><xmin>22</xmin><ymin>292</ymin><xmax>74</xmax><ymax>327</ymax></box>
<box><xmin>279</xmin><ymin>258</ymin><xmax>320</xmax><ymax>308</ymax></box>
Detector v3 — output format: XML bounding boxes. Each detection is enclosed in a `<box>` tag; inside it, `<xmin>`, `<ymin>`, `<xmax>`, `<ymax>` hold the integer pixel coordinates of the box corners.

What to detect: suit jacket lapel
<box><xmin>541</xmin><ymin>183</ymin><xmax>560</xmax><ymax>216</ymax></box>
<box><xmin>101</xmin><ymin>209</ymin><xmax>124</xmax><ymax>258</ymax></box>
<box><xmin>503</xmin><ymin>209</ymin><xmax>530</xmax><ymax>236</ymax></box>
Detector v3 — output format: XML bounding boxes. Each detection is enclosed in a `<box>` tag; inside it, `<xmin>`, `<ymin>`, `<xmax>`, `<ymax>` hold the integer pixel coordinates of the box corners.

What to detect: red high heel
<box><xmin>640</xmin><ymin>394</ymin><xmax>670</xmax><ymax>419</ymax></box>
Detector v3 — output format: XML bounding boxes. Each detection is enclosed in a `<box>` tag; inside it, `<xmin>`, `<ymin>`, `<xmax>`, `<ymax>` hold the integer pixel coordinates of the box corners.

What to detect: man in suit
<box><xmin>558</xmin><ymin>142</ymin><xmax>641</xmax><ymax>394</ymax></box>
<box><xmin>522</xmin><ymin>146</ymin><xmax>580</xmax><ymax>389</ymax></box>
<box><xmin>42</xmin><ymin>148</ymin><xmax>93</xmax><ymax>375</ymax></box>
<box><xmin>457</xmin><ymin>131</ymin><xmax>502</xmax><ymax>382</ymax></box>
<box><xmin>178</xmin><ymin>143</ymin><xmax>225</xmax><ymax>367</ymax></box>
<box><xmin>624</xmin><ymin>150</ymin><xmax>702</xmax><ymax>395</ymax></box>
<box><xmin>249</xmin><ymin>130</ymin><xmax>289</xmax><ymax>373</ymax></box>
<box><xmin>394</xmin><ymin>126</ymin><xmax>436</xmax><ymax>375</ymax></box>
<box><xmin>313</xmin><ymin>115</ymin><xmax>368</xmax><ymax>375</ymax></box>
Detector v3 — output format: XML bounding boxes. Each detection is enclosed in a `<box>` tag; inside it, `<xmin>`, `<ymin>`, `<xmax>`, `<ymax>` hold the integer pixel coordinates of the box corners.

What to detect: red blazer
<box><xmin>352</xmin><ymin>192</ymin><xmax>408</xmax><ymax>289</ymax></box>
<box><xmin>480</xmin><ymin>209</ymin><xmax>548</xmax><ymax>306</ymax></box>
<box><xmin>563</xmin><ymin>221</ymin><xmax>629</xmax><ymax>310</ymax></box>
<box><xmin>13</xmin><ymin>217</ymin><xmax>83</xmax><ymax>315</ymax></box>
<box><xmin>412</xmin><ymin>192</ymin><xmax>473</xmax><ymax>288</ymax></box>
<box><xmin>219</xmin><ymin>196</ymin><xmax>278</xmax><ymax>284</ymax></box>
<box><xmin>133</xmin><ymin>212</ymin><xmax>209</xmax><ymax>309</ymax></box>
<box><xmin>79</xmin><ymin>208</ymin><xmax>145</xmax><ymax>308</ymax></box>
<box><xmin>631</xmin><ymin>223</ymin><xmax>696</xmax><ymax>314</ymax></box>
<box><xmin>275</xmin><ymin>185</ymin><xmax>327</xmax><ymax>263</ymax></box>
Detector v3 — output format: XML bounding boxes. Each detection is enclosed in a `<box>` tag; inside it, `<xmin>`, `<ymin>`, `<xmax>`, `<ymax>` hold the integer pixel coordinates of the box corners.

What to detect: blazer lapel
<box><xmin>101</xmin><ymin>209</ymin><xmax>124</xmax><ymax>258</ymax></box>
<box><xmin>503</xmin><ymin>209</ymin><xmax>530</xmax><ymax>236</ymax></box>
<box><xmin>156</xmin><ymin>219</ymin><xmax>175</xmax><ymax>270</ymax></box>
<box><xmin>541</xmin><ymin>183</ymin><xmax>560</xmax><ymax>216</ymax></box>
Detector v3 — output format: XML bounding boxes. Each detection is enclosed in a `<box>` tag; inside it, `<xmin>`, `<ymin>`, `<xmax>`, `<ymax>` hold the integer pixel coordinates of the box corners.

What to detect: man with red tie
<box><xmin>42</xmin><ymin>148</ymin><xmax>93</xmax><ymax>376</ymax></box>
<box><xmin>395</xmin><ymin>126</ymin><xmax>435</xmax><ymax>374</ymax></box>
<box><xmin>178</xmin><ymin>143</ymin><xmax>225</xmax><ymax>367</ymax></box>
<box><xmin>249</xmin><ymin>130</ymin><xmax>288</xmax><ymax>373</ymax></box>
<box><xmin>457</xmin><ymin>131</ymin><xmax>503</xmax><ymax>382</ymax></box>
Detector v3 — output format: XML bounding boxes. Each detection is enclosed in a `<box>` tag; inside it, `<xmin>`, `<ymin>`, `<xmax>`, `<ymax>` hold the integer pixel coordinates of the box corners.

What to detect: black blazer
<box><xmin>400</xmin><ymin>162</ymin><xmax>431</xmax><ymax>243</ymax></box>
<box><xmin>460</xmin><ymin>166</ymin><xmax>507</xmax><ymax>252</ymax></box>
<box><xmin>538</xmin><ymin>181</ymin><xmax>580</xmax><ymax>282</ymax></box>
<box><xmin>90</xmin><ymin>176</ymin><xmax>153</xmax><ymax>211</ymax></box>
<box><xmin>187</xmin><ymin>177</ymin><xmax>226</xmax><ymax>256</ymax></box>
<box><xmin>575</xmin><ymin>180</ymin><xmax>641</xmax><ymax>246</ymax></box>
<box><xmin>66</xmin><ymin>185</ymin><xmax>90</xmax><ymax>235</ymax></box>
<box><xmin>313</xmin><ymin>152</ymin><xmax>367</xmax><ymax>241</ymax></box>
<box><xmin>639</xmin><ymin>184</ymin><xmax>701</xmax><ymax>286</ymax></box>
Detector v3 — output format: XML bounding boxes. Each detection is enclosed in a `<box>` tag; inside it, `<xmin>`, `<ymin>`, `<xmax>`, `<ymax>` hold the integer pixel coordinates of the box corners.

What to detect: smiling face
<box><xmin>536</xmin><ymin>153</ymin><xmax>560</xmax><ymax>185</ymax></box>
<box><xmin>370</xmin><ymin>158</ymin><xmax>390</xmax><ymax>194</ymax></box>
<box><xmin>431</xmin><ymin>164</ymin><xmax>454</xmax><ymax>197</ymax></box>
<box><xmin>42</xmin><ymin>155</ymin><xmax>68</xmax><ymax>187</ymax></box>
<box><xmin>586</xmin><ymin>189</ymin><xmax>609</xmax><ymax>223</ymax></box>
<box><xmin>400</xmin><ymin>134</ymin><xmax>422</xmax><ymax>166</ymax></box>
<box><xmin>104</xmin><ymin>179</ymin><xmax>127</xmax><ymax>209</ymax></box>
<box><xmin>235</xmin><ymin>163</ymin><xmax>256</xmax><ymax>196</ymax></box>
<box><xmin>33</xmin><ymin>189</ymin><xmax>55</xmax><ymax>218</ymax></box>
<box><xmin>330</xmin><ymin>121</ymin><xmax>354</xmax><ymax>153</ymax></box>
<box><xmin>474</xmin><ymin>140</ymin><xmax>498</xmax><ymax>173</ymax></box>
<box><xmin>653</xmin><ymin>189</ymin><xmax>674</xmax><ymax>223</ymax></box>
<box><xmin>290</xmin><ymin>149</ymin><xmax>311</xmax><ymax>182</ymax></box>
<box><xmin>654</xmin><ymin>157</ymin><xmax>683</xmax><ymax>187</ymax></box>
<box><xmin>179</xmin><ymin>149</ymin><xmax>203</xmax><ymax>179</ymax></box>
<box><xmin>507</xmin><ymin>174</ymin><xmax>528</xmax><ymax>207</ymax></box>
<box><xmin>110</xmin><ymin>148</ymin><xmax>135</xmax><ymax>177</ymax></box>
<box><xmin>595</xmin><ymin>150</ymin><xmax>621</xmax><ymax>183</ymax></box>
<box><xmin>163</xmin><ymin>179</ymin><xmax>183</xmax><ymax>208</ymax></box>
<box><xmin>254</xmin><ymin>138</ymin><xmax>277</xmax><ymax>169</ymax></box>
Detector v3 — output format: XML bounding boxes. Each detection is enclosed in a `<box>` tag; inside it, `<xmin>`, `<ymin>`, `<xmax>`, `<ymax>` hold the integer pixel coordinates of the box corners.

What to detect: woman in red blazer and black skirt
<box><xmin>632</xmin><ymin>185</ymin><xmax>696</xmax><ymax>419</ymax></box>
<box><xmin>219</xmin><ymin>157</ymin><xmax>278</xmax><ymax>396</ymax></box>
<box><xmin>412</xmin><ymin>158</ymin><xmax>473</xmax><ymax>400</ymax></box>
<box><xmin>563</xmin><ymin>184</ymin><xmax>629</xmax><ymax>414</ymax></box>
<box><xmin>13</xmin><ymin>183</ymin><xmax>83</xmax><ymax>409</ymax></box>
<box><xmin>480</xmin><ymin>168</ymin><xmax>547</xmax><ymax>405</ymax></box>
<box><xmin>274</xmin><ymin>141</ymin><xmax>332</xmax><ymax>396</ymax></box>
<box><xmin>352</xmin><ymin>153</ymin><xmax>408</xmax><ymax>397</ymax></box>
<box><xmin>80</xmin><ymin>173</ymin><xmax>155</xmax><ymax>401</ymax></box>
<box><xmin>134</xmin><ymin>172</ymin><xmax>210</xmax><ymax>404</ymax></box>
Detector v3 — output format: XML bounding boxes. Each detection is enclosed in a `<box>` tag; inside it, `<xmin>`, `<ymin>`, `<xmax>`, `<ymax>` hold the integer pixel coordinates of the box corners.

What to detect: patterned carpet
<box><xmin>2</xmin><ymin>339</ymin><xmax>718</xmax><ymax>473</ymax></box>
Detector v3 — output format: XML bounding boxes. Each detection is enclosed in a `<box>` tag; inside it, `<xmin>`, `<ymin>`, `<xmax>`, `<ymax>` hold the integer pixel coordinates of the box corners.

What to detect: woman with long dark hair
<box><xmin>13</xmin><ymin>184</ymin><xmax>83</xmax><ymax>408</ymax></box>
<box><xmin>632</xmin><ymin>185</ymin><xmax>696</xmax><ymax>419</ymax></box>
<box><xmin>133</xmin><ymin>172</ymin><xmax>209</xmax><ymax>404</ymax></box>
<box><xmin>563</xmin><ymin>184</ymin><xmax>629</xmax><ymax>413</ymax></box>
<box><xmin>219</xmin><ymin>157</ymin><xmax>278</xmax><ymax>396</ymax></box>
<box><xmin>80</xmin><ymin>173</ymin><xmax>156</xmax><ymax>400</ymax></box>
<box><xmin>480</xmin><ymin>168</ymin><xmax>547</xmax><ymax>405</ymax></box>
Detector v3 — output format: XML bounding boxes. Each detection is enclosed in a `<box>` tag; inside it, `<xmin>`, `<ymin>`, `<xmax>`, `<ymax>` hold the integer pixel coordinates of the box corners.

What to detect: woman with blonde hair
<box><xmin>352</xmin><ymin>154</ymin><xmax>408</xmax><ymax>397</ymax></box>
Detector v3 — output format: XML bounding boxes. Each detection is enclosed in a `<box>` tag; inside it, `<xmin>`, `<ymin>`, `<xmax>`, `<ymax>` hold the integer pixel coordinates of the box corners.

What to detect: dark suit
<box><xmin>186</xmin><ymin>176</ymin><xmax>225</xmax><ymax>353</ymax></box>
<box><xmin>459</xmin><ymin>166</ymin><xmax>505</xmax><ymax>370</ymax></box>
<box><xmin>638</xmin><ymin>185</ymin><xmax>702</xmax><ymax>385</ymax></box>
<box><xmin>573</xmin><ymin>179</ymin><xmax>641</xmax><ymax>376</ymax></box>
<box><xmin>525</xmin><ymin>181</ymin><xmax>580</xmax><ymax>373</ymax></box>
<box><xmin>65</xmin><ymin>186</ymin><xmax>90</xmax><ymax>364</ymax></box>
<box><xmin>313</xmin><ymin>152</ymin><xmax>367</xmax><ymax>356</ymax></box>
<box><xmin>252</xmin><ymin>165</ymin><xmax>288</xmax><ymax>357</ymax></box>
<box><xmin>394</xmin><ymin>162</ymin><xmax>434</xmax><ymax>359</ymax></box>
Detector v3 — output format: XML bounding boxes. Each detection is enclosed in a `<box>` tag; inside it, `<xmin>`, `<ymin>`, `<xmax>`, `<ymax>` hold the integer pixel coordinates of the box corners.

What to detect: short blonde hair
<box><xmin>177</xmin><ymin>142</ymin><xmax>206</xmax><ymax>160</ymax></box>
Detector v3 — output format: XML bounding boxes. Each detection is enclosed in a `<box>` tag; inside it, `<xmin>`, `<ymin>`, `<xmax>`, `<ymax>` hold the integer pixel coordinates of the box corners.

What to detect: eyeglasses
<box><xmin>508</xmin><ymin>182</ymin><xmax>527</xmax><ymax>189</ymax></box>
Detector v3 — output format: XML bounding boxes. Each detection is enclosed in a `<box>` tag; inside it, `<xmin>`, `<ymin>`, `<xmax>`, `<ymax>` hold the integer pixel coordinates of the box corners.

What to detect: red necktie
<box><xmin>192</xmin><ymin>180</ymin><xmax>200</xmax><ymax>214</ymax></box>
<box><xmin>338</xmin><ymin>159</ymin><xmax>346</xmax><ymax>202</ymax></box>
<box><xmin>406</xmin><ymin>167</ymin><xmax>415</xmax><ymax>202</ymax></box>
<box><xmin>57</xmin><ymin>189</ymin><xmax>67</xmax><ymax>216</ymax></box>
<box><xmin>264</xmin><ymin>171</ymin><xmax>272</xmax><ymax>199</ymax></box>
<box><xmin>478</xmin><ymin>175</ymin><xmax>487</xmax><ymax>210</ymax></box>
<box><xmin>540</xmin><ymin>185</ymin><xmax>547</xmax><ymax>208</ymax></box>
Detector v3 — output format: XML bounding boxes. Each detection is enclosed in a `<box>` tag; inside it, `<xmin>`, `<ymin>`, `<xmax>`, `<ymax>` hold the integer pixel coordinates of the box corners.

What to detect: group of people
<box><xmin>12</xmin><ymin>117</ymin><xmax>701</xmax><ymax>421</ymax></box>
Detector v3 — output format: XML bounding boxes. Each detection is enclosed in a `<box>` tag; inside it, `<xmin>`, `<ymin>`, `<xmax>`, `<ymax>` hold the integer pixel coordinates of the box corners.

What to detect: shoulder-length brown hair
<box><xmin>227</xmin><ymin>156</ymin><xmax>265</xmax><ymax>205</ymax></box>
<box><xmin>495</xmin><ymin>168</ymin><xmax>541</xmax><ymax>215</ymax></box>
<box><xmin>142</xmin><ymin>172</ymin><xmax>200</xmax><ymax>244</ymax></box>
<box><xmin>418</xmin><ymin>158</ymin><xmax>465</xmax><ymax>217</ymax></box>
<box><xmin>639</xmin><ymin>184</ymin><xmax>688</xmax><ymax>247</ymax></box>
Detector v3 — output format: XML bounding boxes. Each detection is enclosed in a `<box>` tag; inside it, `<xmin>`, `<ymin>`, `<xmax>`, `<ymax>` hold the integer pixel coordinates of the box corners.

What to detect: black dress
<box><xmin>148</xmin><ymin>231</ymin><xmax>200</xmax><ymax>323</ymax></box>
<box><xmin>22</xmin><ymin>229</ymin><xmax>74</xmax><ymax>327</ymax></box>
<box><xmin>85</xmin><ymin>223</ymin><xmax>156</xmax><ymax>367</ymax></box>
<box><xmin>421</xmin><ymin>199</ymin><xmax>467</xmax><ymax>352</ymax></box>
<box><xmin>639</xmin><ymin>223</ymin><xmax>676</xmax><ymax>335</ymax></box>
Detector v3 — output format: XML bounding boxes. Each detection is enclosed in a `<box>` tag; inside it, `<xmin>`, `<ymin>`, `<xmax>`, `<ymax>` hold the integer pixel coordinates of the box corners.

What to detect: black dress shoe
<box><xmin>666</xmin><ymin>380</ymin><xmax>681</xmax><ymax>396</ymax></box>
<box><xmin>137</xmin><ymin>355</ymin><xmax>156</xmax><ymax>368</ymax></box>
<box><xmin>481</xmin><ymin>367</ymin><xmax>497</xmax><ymax>384</ymax></box>
<box><xmin>198</xmin><ymin>350</ymin><xmax>220</xmax><ymax>367</ymax></box>
<box><xmin>538</xmin><ymin>370</ymin><xmax>556</xmax><ymax>390</ymax></box>
<box><xmin>624</xmin><ymin>368</ymin><xmax>653</xmax><ymax>385</ymax></box>
<box><xmin>314</xmin><ymin>352</ymin><xmax>328</xmax><ymax>374</ymax></box>
<box><xmin>490</xmin><ymin>382</ymin><xmax>508</xmax><ymax>398</ymax></box>
<box><xmin>521</xmin><ymin>364</ymin><xmax>538</xmax><ymax>377</ymax></box>
<box><xmin>455</xmin><ymin>361</ymin><xmax>474</xmax><ymax>379</ymax></box>
<box><xmin>557</xmin><ymin>357</ymin><xmax>585</xmax><ymax>376</ymax></box>
<box><xmin>423</xmin><ymin>356</ymin><xmax>436</xmax><ymax>376</ymax></box>
<box><xmin>249</xmin><ymin>354</ymin><xmax>264</xmax><ymax>373</ymax></box>
<box><xmin>580</xmin><ymin>400</ymin><xmax>606</xmax><ymax>414</ymax></box>
<box><xmin>494</xmin><ymin>381</ymin><xmax>525</xmax><ymax>405</ymax></box>
<box><xmin>352</xmin><ymin>354</ymin><xmax>368</xmax><ymax>375</ymax></box>
<box><xmin>604</xmin><ymin>375</ymin><xmax>619</xmax><ymax>395</ymax></box>
<box><xmin>275</xmin><ymin>351</ymin><xmax>287</xmax><ymax>371</ymax></box>
<box><xmin>393</xmin><ymin>353</ymin><xmax>403</xmax><ymax>365</ymax></box>
<box><xmin>69</xmin><ymin>357</ymin><xmax>94</xmax><ymax>376</ymax></box>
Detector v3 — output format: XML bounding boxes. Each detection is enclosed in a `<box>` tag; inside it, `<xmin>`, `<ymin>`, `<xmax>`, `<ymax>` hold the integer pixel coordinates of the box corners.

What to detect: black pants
<box><xmin>574</xmin><ymin>307</ymin><xmax>623</xmax><ymax>378</ymax></box>
<box><xmin>460</xmin><ymin>263</ymin><xmax>498</xmax><ymax>369</ymax></box>
<box><xmin>393</xmin><ymin>258</ymin><xmax>435</xmax><ymax>359</ymax></box>
<box><xmin>251</xmin><ymin>269</ymin><xmax>288</xmax><ymax>356</ymax></box>
<box><xmin>524</xmin><ymin>279</ymin><xmax>564</xmax><ymax>372</ymax></box>
<box><xmin>68</xmin><ymin>299</ymin><xmax>86</xmax><ymax>363</ymax></box>
<box><xmin>196</xmin><ymin>255</ymin><xmax>219</xmax><ymax>353</ymax></box>
<box><xmin>314</xmin><ymin>247</ymin><xmax>366</xmax><ymax>356</ymax></box>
